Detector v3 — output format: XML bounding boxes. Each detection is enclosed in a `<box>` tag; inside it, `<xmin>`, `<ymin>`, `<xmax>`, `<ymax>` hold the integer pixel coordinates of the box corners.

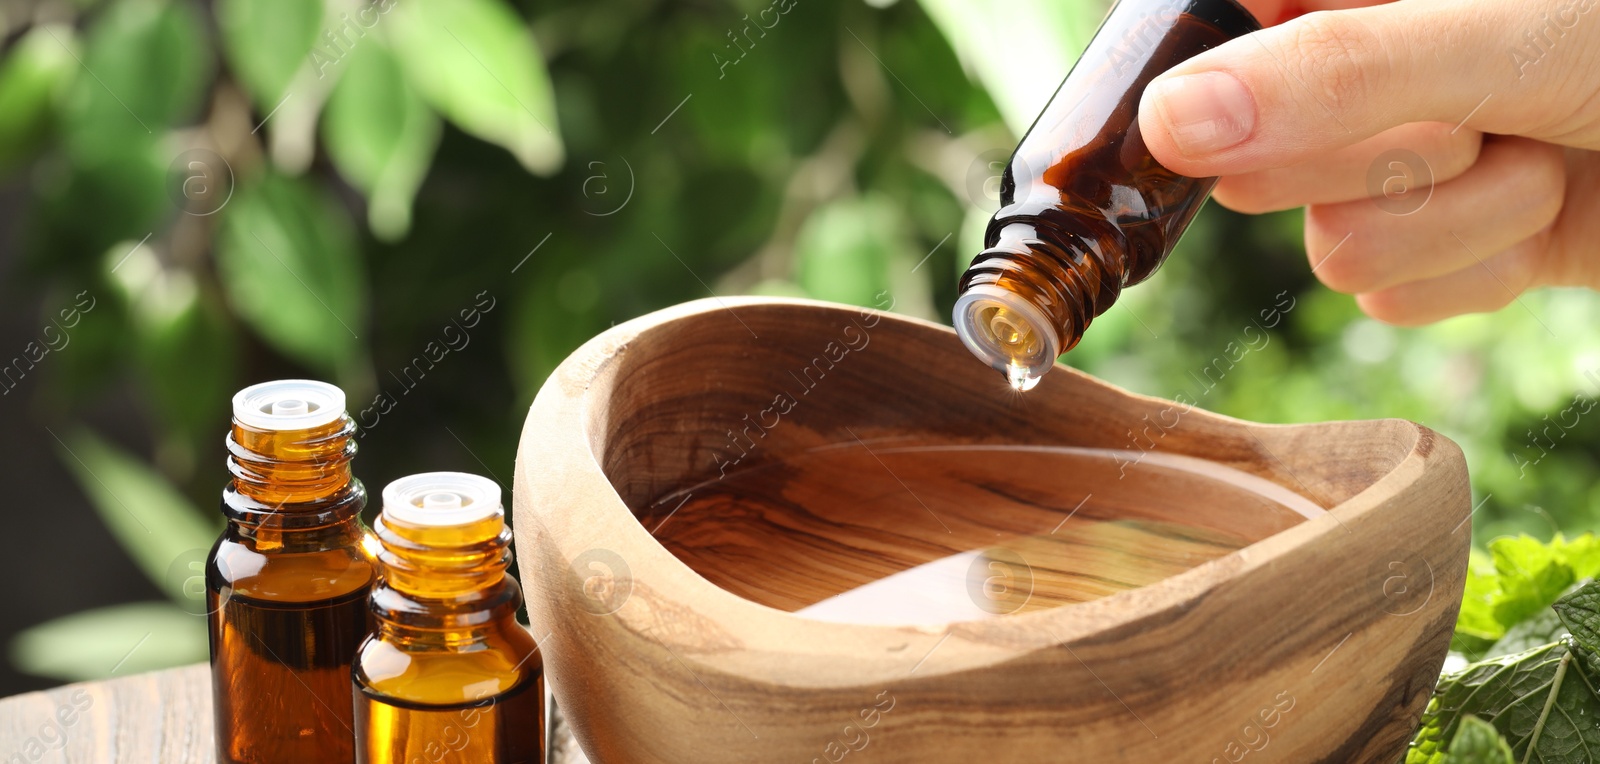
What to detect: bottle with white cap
<box><xmin>952</xmin><ymin>0</ymin><xmax>1260</xmax><ymax>391</ymax></box>
<box><xmin>208</xmin><ymin>380</ymin><xmax>375</xmax><ymax>764</ymax></box>
<box><xmin>352</xmin><ymin>472</ymin><xmax>544</xmax><ymax>763</ymax></box>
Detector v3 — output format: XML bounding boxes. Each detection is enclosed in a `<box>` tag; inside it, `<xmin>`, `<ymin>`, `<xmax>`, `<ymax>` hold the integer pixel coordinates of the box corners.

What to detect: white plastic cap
<box><xmin>952</xmin><ymin>284</ymin><xmax>1061</xmax><ymax>382</ymax></box>
<box><xmin>383</xmin><ymin>472</ymin><xmax>503</xmax><ymax>527</ymax></box>
<box><xmin>231</xmin><ymin>380</ymin><xmax>346</xmax><ymax>431</ymax></box>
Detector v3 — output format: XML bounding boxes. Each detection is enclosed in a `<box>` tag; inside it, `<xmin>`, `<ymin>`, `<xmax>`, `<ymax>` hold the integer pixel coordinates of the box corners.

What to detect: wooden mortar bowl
<box><xmin>513</xmin><ymin>297</ymin><xmax>1469</xmax><ymax>763</ymax></box>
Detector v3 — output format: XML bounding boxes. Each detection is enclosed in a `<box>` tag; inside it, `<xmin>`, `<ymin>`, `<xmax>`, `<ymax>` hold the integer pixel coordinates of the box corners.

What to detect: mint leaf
<box><xmin>1491</xmin><ymin>536</ymin><xmax>1577</xmax><ymax>627</ymax></box>
<box><xmin>1485</xmin><ymin>607</ymin><xmax>1569</xmax><ymax>660</ymax></box>
<box><xmin>1446</xmin><ymin>716</ymin><xmax>1513</xmax><ymax>764</ymax></box>
<box><xmin>1486</xmin><ymin>581</ymin><xmax>1592</xmax><ymax>660</ymax></box>
<box><xmin>1553</xmin><ymin>582</ymin><xmax>1600</xmax><ymax>655</ymax></box>
<box><xmin>1452</xmin><ymin>534</ymin><xmax>1600</xmax><ymax>653</ymax></box>
<box><xmin>1408</xmin><ymin>642</ymin><xmax>1600</xmax><ymax>764</ymax></box>
<box><xmin>1552</xmin><ymin>581</ymin><xmax>1600</xmax><ymax>681</ymax></box>
<box><xmin>1554</xmin><ymin>535</ymin><xmax>1600</xmax><ymax>580</ymax></box>
<box><xmin>1458</xmin><ymin>549</ymin><xmax>1509</xmax><ymax>651</ymax></box>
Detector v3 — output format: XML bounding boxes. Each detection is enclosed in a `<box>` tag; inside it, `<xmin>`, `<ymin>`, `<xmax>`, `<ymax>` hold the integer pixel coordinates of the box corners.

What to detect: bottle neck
<box><xmin>369</xmin><ymin>512</ymin><xmax>520</xmax><ymax>648</ymax></box>
<box><xmin>960</xmin><ymin>218</ymin><xmax>1129</xmax><ymax>356</ymax></box>
<box><xmin>227</xmin><ymin>415</ymin><xmax>359</xmax><ymax>506</ymax></box>
<box><xmin>223</xmin><ymin>414</ymin><xmax>367</xmax><ymax>544</ymax></box>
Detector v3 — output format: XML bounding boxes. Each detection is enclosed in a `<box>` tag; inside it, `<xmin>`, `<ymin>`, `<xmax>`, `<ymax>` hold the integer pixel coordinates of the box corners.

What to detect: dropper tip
<box><xmin>953</xmin><ymin>285</ymin><xmax>1059</xmax><ymax>392</ymax></box>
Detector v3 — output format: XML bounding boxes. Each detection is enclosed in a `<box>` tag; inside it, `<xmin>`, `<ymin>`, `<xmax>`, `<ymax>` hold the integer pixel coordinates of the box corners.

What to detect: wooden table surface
<box><xmin>0</xmin><ymin>664</ymin><xmax>589</xmax><ymax>763</ymax></box>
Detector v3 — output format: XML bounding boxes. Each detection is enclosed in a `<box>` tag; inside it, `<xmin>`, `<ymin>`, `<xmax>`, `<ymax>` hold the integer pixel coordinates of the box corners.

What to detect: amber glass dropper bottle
<box><xmin>208</xmin><ymin>380</ymin><xmax>375</xmax><ymax>764</ymax></box>
<box><xmin>353</xmin><ymin>472</ymin><xmax>545</xmax><ymax>763</ymax></box>
<box><xmin>953</xmin><ymin>0</ymin><xmax>1260</xmax><ymax>390</ymax></box>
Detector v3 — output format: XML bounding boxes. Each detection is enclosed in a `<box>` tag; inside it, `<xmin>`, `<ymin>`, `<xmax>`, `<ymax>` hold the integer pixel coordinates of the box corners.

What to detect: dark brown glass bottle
<box><xmin>208</xmin><ymin>380</ymin><xmax>375</xmax><ymax>764</ymax></box>
<box><xmin>953</xmin><ymin>0</ymin><xmax>1260</xmax><ymax>390</ymax></box>
<box><xmin>353</xmin><ymin>472</ymin><xmax>544</xmax><ymax>764</ymax></box>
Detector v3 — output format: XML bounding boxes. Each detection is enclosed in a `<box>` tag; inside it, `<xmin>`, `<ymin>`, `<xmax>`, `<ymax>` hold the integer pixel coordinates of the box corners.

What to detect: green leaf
<box><xmin>141</xmin><ymin>293</ymin><xmax>239</xmax><ymax>454</ymax></box>
<box><xmin>1553</xmin><ymin>582</ymin><xmax>1600</xmax><ymax>656</ymax></box>
<box><xmin>322</xmin><ymin>38</ymin><xmax>440</xmax><ymax>241</ymax></box>
<box><xmin>1446</xmin><ymin>716</ymin><xmax>1515</xmax><ymax>764</ymax></box>
<box><xmin>795</xmin><ymin>196</ymin><xmax>895</xmax><ymax>308</ymax></box>
<box><xmin>216</xmin><ymin>172</ymin><xmax>366</xmax><ymax>372</ymax></box>
<box><xmin>507</xmin><ymin>267</ymin><xmax>604</xmax><ymax>396</ymax></box>
<box><xmin>217</xmin><ymin>0</ymin><xmax>323</xmax><ymax>111</ymax></box>
<box><xmin>0</xmin><ymin>24</ymin><xmax>78</xmax><ymax>171</ymax></box>
<box><xmin>219</xmin><ymin>0</ymin><xmax>330</xmax><ymax>174</ymax></box>
<box><xmin>9</xmin><ymin>603</ymin><xmax>208</xmax><ymax>682</ymax></box>
<box><xmin>1408</xmin><ymin>642</ymin><xmax>1600</xmax><ymax>764</ymax></box>
<box><xmin>1457</xmin><ymin>549</ymin><xmax>1508</xmax><ymax>650</ymax></box>
<box><xmin>1492</xmin><ymin>535</ymin><xmax>1577</xmax><ymax>627</ymax></box>
<box><xmin>53</xmin><ymin>430</ymin><xmax>218</xmax><ymax>601</ymax></box>
<box><xmin>794</xmin><ymin>194</ymin><xmax>932</xmax><ymax>315</ymax></box>
<box><xmin>1486</xmin><ymin>607</ymin><xmax>1570</xmax><ymax>660</ymax></box>
<box><xmin>63</xmin><ymin>0</ymin><xmax>210</xmax><ymax>162</ymax></box>
<box><xmin>916</xmin><ymin>0</ymin><xmax>1108</xmax><ymax>135</ymax></box>
<box><xmin>386</xmin><ymin>0</ymin><xmax>562</xmax><ymax>174</ymax></box>
<box><xmin>1454</xmin><ymin>535</ymin><xmax>1599</xmax><ymax>652</ymax></box>
<box><xmin>104</xmin><ymin>236</ymin><xmax>236</xmax><ymax>453</ymax></box>
<box><xmin>1554</xmin><ymin>535</ymin><xmax>1600</xmax><ymax>580</ymax></box>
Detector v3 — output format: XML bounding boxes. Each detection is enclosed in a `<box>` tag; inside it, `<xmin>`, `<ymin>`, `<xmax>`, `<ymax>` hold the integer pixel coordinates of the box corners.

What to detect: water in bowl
<box><xmin>644</xmin><ymin>442</ymin><xmax>1320</xmax><ymax>626</ymax></box>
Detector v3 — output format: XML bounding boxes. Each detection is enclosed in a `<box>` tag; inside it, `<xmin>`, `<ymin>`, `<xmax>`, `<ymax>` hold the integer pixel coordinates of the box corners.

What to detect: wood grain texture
<box><xmin>653</xmin><ymin>444</ymin><xmax>1313</xmax><ymax>619</ymax></box>
<box><xmin>513</xmin><ymin>297</ymin><xmax>1472</xmax><ymax>764</ymax></box>
<box><xmin>0</xmin><ymin>664</ymin><xmax>587</xmax><ymax>763</ymax></box>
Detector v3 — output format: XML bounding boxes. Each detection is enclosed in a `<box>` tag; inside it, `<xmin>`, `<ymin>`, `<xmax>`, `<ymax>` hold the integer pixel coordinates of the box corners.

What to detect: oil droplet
<box><xmin>1006</xmin><ymin>365</ymin><xmax>1041</xmax><ymax>392</ymax></box>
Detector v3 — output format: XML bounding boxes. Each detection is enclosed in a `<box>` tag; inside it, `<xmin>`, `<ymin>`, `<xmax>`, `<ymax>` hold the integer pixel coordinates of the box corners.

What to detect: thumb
<box><xmin>1137</xmin><ymin>0</ymin><xmax>1549</xmax><ymax>177</ymax></box>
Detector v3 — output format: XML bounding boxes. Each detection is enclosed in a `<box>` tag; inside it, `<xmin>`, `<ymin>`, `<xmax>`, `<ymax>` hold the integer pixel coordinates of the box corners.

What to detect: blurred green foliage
<box><xmin>1</xmin><ymin>0</ymin><xmax>1597</xmax><ymax>686</ymax></box>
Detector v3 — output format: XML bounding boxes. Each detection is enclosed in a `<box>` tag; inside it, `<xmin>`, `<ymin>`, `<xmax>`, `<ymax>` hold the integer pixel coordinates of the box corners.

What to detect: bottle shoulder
<box><xmin>209</xmin><ymin>534</ymin><xmax>375</xmax><ymax>603</ymax></box>
<box><xmin>353</xmin><ymin>622</ymin><xmax>541</xmax><ymax>706</ymax></box>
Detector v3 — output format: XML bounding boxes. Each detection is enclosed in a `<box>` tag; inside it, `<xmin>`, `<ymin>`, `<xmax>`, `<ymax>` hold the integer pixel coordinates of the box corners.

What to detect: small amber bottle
<box><xmin>953</xmin><ymin>0</ymin><xmax>1260</xmax><ymax>389</ymax></box>
<box><xmin>208</xmin><ymin>380</ymin><xmax>375</xmax><ymax>764</ymax></box>
<box><xmin>353</xmin><ymin>472</ymin><xmax>544</xmax><ymax>763</ymax></box>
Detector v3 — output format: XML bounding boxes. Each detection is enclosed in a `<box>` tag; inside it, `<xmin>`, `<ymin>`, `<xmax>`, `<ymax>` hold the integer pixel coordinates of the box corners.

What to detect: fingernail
<box><xmin>1149</xmin><ymin>72</ymin><xmax>1255</xmax><ymax>156</ymax></box>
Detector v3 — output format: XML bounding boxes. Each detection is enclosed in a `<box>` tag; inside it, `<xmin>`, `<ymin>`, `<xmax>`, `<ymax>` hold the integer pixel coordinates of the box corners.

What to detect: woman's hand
<box><xmin>1137</xmin><ymin>0</ymin><xmax>1600</xmax><ymax>325</ymax></box>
